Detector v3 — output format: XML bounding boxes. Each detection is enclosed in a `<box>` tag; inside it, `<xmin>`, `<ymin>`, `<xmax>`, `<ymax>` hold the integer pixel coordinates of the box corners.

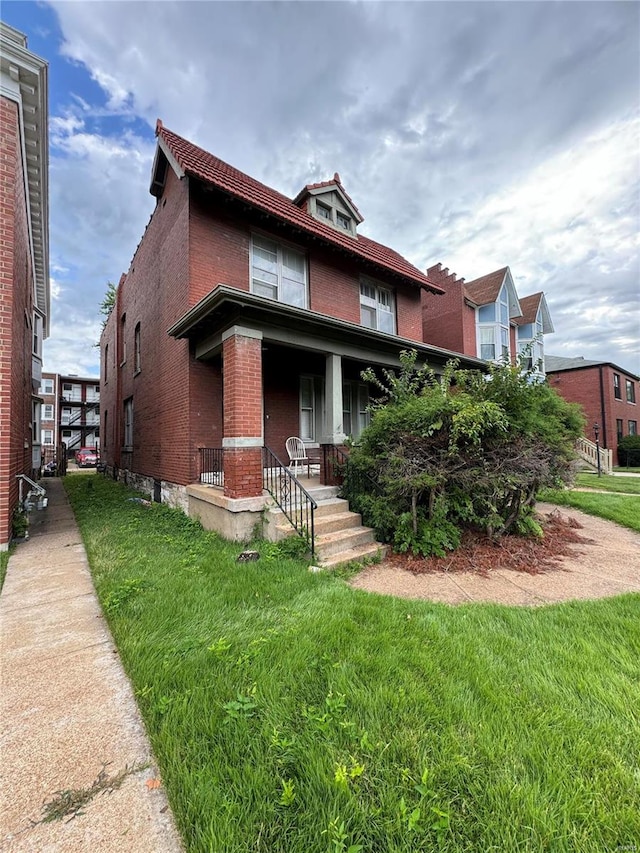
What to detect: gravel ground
<box><xmin>349</xmin><ymin>502</ymin><xmax>640</xmax><ymax>606</ymax></box>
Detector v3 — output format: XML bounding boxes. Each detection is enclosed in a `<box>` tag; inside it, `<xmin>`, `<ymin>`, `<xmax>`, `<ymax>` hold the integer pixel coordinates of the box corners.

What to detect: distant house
<box><xmin>100</xmin><ymin>121</ymin><xmax>484</xmax><ymax>550</ymax></box>
<box><xmin>39</xmin><ymin>372</ymin><xmax>100</xmax><ymax>455</ymax></box>
<box><xmin>0</xmin><ymin>24</ymin><xmax>49</xmax><ymax>549</ymax></box>
<box><xmin>545</xmin><ymin>356</ymin><xmax>639</xmax><ymax>466</ymax></box>
<box><xmin>421</xmin><ymin>264</ymin><xmax>553</xmax><ymax>377</ymax></box>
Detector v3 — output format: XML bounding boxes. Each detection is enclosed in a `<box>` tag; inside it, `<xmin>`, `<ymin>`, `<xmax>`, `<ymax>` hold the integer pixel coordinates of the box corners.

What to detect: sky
<box><xmin>4</xmin><ymin>0</ymin><xmax>639</xmax><ymax>377</ymax></box>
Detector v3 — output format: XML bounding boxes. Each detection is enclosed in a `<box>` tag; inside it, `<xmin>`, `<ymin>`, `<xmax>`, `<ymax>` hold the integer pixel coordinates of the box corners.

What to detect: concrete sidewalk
<box><xmin>0</xmin><ymin>478</ymin><xmax>184</xmax><ymax>852</ymax></box>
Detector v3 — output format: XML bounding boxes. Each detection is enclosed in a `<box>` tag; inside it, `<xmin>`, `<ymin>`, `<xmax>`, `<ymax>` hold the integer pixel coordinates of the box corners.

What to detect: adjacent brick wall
<box><xmin>422</xmin><ymin>263</ymin><xmax>476</xmax><ymax>355</ymax></box>
<box><xmin>547</xmin><ymin>364</ymin><xmax>639</xmax><ymax>465</ymax></box>
<box><xmin>0</xmin><ymin>96</ymin><xmax>35</xmax><ymax>547</ymax></box>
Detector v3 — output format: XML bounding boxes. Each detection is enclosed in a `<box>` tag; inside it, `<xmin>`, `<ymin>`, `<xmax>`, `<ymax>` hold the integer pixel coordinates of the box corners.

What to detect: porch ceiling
<box><xmin>168</xmin><ymin>286</ymin><xmax>487</xmax><ymax>371</ymax></box>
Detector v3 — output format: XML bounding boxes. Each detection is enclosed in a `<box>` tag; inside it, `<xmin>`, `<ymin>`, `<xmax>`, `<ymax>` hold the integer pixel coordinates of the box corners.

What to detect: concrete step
<box><xmin>274</xmin><ymin>509</ymin><xmax>362</xmax><ymax>539</ymax></box>
<box><xmin>306</xmin><ymin>485</ymin><xmax>340</xmax><ymax>502</ymax></box>
<box><xmin>315</xmin><ymin>525</ymin><xmax>377</xmax><ymax>560</ymax></box>
<box><xmin>318</xmin><ymin>541</ymin><xmax>388</xmax><ymax>569</ymax></box>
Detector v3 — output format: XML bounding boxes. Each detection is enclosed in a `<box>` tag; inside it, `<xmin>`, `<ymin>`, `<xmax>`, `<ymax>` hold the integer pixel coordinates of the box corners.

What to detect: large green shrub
<box><xmin>618</xmin><ymin>435</ymin><xmax>640</xmax><ymax>466</ymax></box>
<box><xmin>349</xmin><ymin>351</ymin><xmax>584</xmax><ymax>555</ymax></box>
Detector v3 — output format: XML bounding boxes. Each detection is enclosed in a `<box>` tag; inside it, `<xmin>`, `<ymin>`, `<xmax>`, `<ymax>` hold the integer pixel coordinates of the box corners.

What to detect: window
<box><xmin>300</xmin><ymin>377</ymin><xmax>315</xmax><ymax>442</ymax></box>
<box><xmin>360</xmin><ymin>281</ymin><xmax>395</xmax><ymax>334</ymax></box>
<box><xmin>104</xmin><ymin>343</ymin><xmax>108</xmax><ymax>383</ymax></box>
<box><xmin>134</xmin><ymin>322</ymin><xmax>141</xmax><ymax>373</ymax></box>
<box><xmin>343</xmin><ymin>382</ymin><xmax>370</xmax><ymax>440</ymax></box>
<box><xmin>629</xmin><ymin>421</ymin><xmax>638</xmax><ymax>436</ymax></box>
<box><xmin>336</xmin><ymin>211</ymin><xmax>351</xmax><ymax>230</ymax></box>
<box><xmin>251</xmin><ymin>235</ymin><xmax>307</xmax><ymax>308</ymax></box>
<box><xmin>616</xmin><ymin>419</ymin><xmax>624</xmax><ymax>443</ymax></box>
<box><xmin>42</xmin><ymin>429</ymin><xmax>54</xmax><ymax>445</ymax></box>
<box><xmin>40</xmin><ymin>378</ymin><xmax>54</xmax><ymax>395</ymax></box>
<box><xmin>479</xmin><ymin>327</ymin><xmax>495</xmax><ymax>361</ymax></box>
<box><xmin>123</xmin><ymin>397</ymin><xmax>133</xmax><ymax>449</ymax></box>
<box><xmin>613</xmin><ymin>373</ymin><xmax>621</xmax><ymax>399</ymax></box>
<box><xmin>42</xmin><ymin>404</ymin><xmax>53</xmax><ymax>421</ymax></box>
<box><xmin>32</xmin><ymin>313</ymin><xmax>43</xmax><ymax>357</ymax></box>
<box><xmin>477</xmin><ymin>284</ymin><xmax>511</xmax><ymax>363</ymax></box>
<box><xmin>104</xmin><ymin>411</ymin><xmax>108</xmax><ymax>450</ymax></box>
<box><xmin>32</xmin><ymin>401</ymin><xmax>41</xmax><ymax>444</ymax></box>
<box><xmin>316</xmin><ymin>202</ymin><xmax>331</xmax><ymax>221</ymax></box>
<box><xmin>120</xmin><ymin>314</ymin><xmax>127</xmax><ymax>364</ymax></box>
<box><xmin>626</xmin><ymin>379</ymin><xmax>636</xmax><ymax>403</ymax></box>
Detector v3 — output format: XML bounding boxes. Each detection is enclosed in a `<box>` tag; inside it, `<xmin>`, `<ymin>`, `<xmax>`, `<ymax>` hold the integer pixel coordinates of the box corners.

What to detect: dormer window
<box><xmin>316</xmin><ymin>202</ymin><xmax>332</xmax><ymax>221</ymax></box>
<box><xmin>336</xmin><ymin>211</ymin><xmax>351</xmax><ymax>230</ymax></box>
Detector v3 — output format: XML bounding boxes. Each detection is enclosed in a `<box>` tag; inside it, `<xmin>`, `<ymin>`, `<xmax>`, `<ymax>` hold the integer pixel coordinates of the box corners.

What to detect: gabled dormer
<box><xmin>515</xmin><ymin>292</ymin><xmax>554</xmax><ymax>376</ymax></box>
<box><xmin>464</xmin><ymin>267</ymin><xmax>522</xmax><ymax>363</ymax></box>
<box><xmin>293</xmin><ymin>174</ymin><xmax>363</xmax><ymax>238</ymax></box>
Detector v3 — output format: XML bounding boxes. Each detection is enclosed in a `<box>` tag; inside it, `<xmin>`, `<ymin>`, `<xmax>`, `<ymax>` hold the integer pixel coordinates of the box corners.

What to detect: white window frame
<box><xmin>42</xmin><ymin>429</ymin><xmax>54</xmax><ymax>445</ymax></box>
<box><xmin>40</xmin><ymin>378</ymin><xmax>54</xmax><ymax>395</ymax></box>
<box><xmin>342</xmin><ymin>381</ymin><xmax>370</xmax><ymax>440</ymax></box>
<box><xmin>626</xmin><ymin>379</ymin><xmax>636</xmax><ymax>404</ymax></box>
<box><xmin>42</xmin><ymin>404</ymin><xmax>54</xmax><ymax>421</ymax></box>
<box><xmin>359</xmin><ymin>280</ymin><xmax>396</xmax><ymax>334</ymax></box>
<box><xmin>250</xmin><ymin>234</ymin><xmax>308</xmax><ymax>309</ymax></box>
<box><xmin>32</xmin><ymin>312</ymin><xmax>43</xmax><ymax>357</ymax></box>
<box><xmin>477</xmin><ymin>283</ymin><xmax>511</xmax><ymax>364</ymax></box>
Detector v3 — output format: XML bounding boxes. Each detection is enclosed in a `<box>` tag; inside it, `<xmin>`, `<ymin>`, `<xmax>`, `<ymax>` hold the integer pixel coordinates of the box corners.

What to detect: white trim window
<box><xmin>360</xmin><ymin>281</ymin><xmax>395</xmax><ymax>334</ymax></box>
<box><xmin>251</xmin><ymin>235</ymin><xmax>307</xmax><ymax>309</ymax></box>
<box><xmin>477</xmin><ymin>284</ymin><xmax>510</xmax><ymax>363</ymax></box>
<box><xmin>517</xmin><ymin>314</ymin><xmax>545</xmax><ymax>374</ymax></box>
<box><xmin>343</xmin><ymin>381</ymin><xmax>370</xmax><ymax>440</ymax></box>
<box><xmin>42</xmin><ymin>429</ymin><xmax>54</xmax><ymax>445</ymax></box>
<box><xmin>300</xmin><ymin>376</ymin><xmax>315</xmax><ymax>442</ymax></box>
<box><xmin>42</xmin><ymin>404</ymin><xmax>54</xmax><ymax>421</ymax></box>
<box><xmin>40</xmin><ymin>378</ymin><xmax>54</xmax><ymax>395</ymax></box>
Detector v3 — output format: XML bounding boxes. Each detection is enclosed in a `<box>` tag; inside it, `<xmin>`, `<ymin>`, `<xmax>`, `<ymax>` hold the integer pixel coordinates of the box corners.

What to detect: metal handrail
<box><xmin>323</xmin><ymin>444</ymin><xmax>382</xmax><ymax>531</ymax></box>
<box><xmin>199</xmin><ymin>447</ymin><xmax>224</xmax><ymax>486</ymax></box>
<box><xmin>262</xmin><ymin>446</ymin><xmax>317</xmax><ymax>557</ymax></box>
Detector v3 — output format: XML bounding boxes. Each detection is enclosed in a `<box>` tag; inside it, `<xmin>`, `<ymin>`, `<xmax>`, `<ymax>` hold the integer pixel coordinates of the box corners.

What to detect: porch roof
<box><xmin>168</xmin><ymin>285</ymin><xmax>487</xmax><ymax>371</ymax></box>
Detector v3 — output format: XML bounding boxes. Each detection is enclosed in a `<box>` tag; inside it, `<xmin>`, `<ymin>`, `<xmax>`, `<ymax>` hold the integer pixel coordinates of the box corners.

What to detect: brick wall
<box><xmin>0</xmin><ymin>96</ymin><xmax>35</xmax><ymax>547</ymax></box>
<box><xmin>547</xmin><ymin>364</ymin><xmax>639</xmax><ymax>465</ymax></box>
<box><xmin>422</xmin><ymin>263</ymin><xmax>477</xmax><ymax>355</ymax></box>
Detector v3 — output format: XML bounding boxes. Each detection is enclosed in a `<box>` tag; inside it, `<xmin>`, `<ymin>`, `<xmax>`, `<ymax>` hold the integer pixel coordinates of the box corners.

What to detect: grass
<box><xmin>614</xmin><ymin>466</ymin><xmax>640</xmax><ymax>474</ymax></box>
<box><xmin>541</xmin><ymin>488</ymin><xmax>640</xmax><ymax>534</ymax></box>
<box><xmin>64</xmin><ymin>475</ymin><xmax>640</xmax><ymax>853</ymax></box>
<box><xmin>574</xmin><ymin>473</ymin><xmax>640</xmax><ymax>494</ymax></box>
<box><xmin>0</xmin><ymin>550</ymin><xmax>8</xmax><ymax>592</ymax></box>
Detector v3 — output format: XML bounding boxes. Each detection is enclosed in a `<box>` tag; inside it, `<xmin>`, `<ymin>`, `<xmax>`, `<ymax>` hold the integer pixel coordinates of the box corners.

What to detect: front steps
<box><xmin>265</xmin><ymin>490</ymin><xmax>387</xmax><ymax>568</ymax></box>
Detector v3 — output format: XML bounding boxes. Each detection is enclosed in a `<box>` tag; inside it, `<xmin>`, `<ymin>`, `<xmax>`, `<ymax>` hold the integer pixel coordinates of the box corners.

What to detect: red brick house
<box><xmin>39</xmin><ymin>372</ymin><xmax>100</xmax><ymax>456</ymax></box>
<box><xmin>422</xmin><ymin>264</ymin><xmax>553</xmax><ymax>376</ymax></box>
<box><xmin>545</xmin><ymin>356</ymin><xmax>639</xmax><ymax>466</ymax></box>
<box><xmin>100</xmin><ymin>121</ymin><xmax>484</xmax><ymax>550</ymax></box>
<box><xmin>0</xmin><ymin>24</ymin><xmax>49</xmax><ymax>549</ymax></box>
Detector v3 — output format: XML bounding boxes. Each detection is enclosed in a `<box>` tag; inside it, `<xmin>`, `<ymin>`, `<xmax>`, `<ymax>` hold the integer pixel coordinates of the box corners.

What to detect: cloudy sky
<box><xmin>5</xmin><ymin>0</ymin><xmax>640</xmax><ymax>376</ymax></box>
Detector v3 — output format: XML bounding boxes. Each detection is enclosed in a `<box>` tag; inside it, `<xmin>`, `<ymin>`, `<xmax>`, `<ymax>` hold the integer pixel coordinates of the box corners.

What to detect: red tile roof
<box><xmin>294</xmin><ymin>173</ymin><xmax>364</xmax><ymax>221</ymax></box>
<box><xmin>463</xmin><ymin>267</ymin><xmax>508</xmax><ymax>306</ymax></box>
<box><xmin>155</xmin><ymin>121</ymin><xmax>442</xmax><ymax>294</ymax></box>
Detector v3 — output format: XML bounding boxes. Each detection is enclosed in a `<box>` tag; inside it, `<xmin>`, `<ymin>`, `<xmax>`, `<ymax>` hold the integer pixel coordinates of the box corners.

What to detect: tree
<box><xmin>99</xmin><ymin>281</ymin><xmax>117</xmax><ymax>330</ymax></box>
<box><xmin>347</xmin><ymin>351</ymin><xmax>584</xmax><ymax>556</ymax></box>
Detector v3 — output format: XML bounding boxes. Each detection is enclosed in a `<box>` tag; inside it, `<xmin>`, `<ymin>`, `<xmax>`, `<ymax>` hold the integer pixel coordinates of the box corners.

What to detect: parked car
<box><xmin>75</xmin><ymin>447</ymin><xmax>98</xmax><ymax>467</ymax></box>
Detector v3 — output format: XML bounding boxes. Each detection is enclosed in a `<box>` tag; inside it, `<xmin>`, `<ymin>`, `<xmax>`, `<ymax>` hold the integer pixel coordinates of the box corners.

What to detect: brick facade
<box><xmin>547</xmin><ymin>363</ymin><xmax>639</xmax><ymax>465</ymax></box>
<box><xmin>0</xmin><ymin>97</ymin><xmax>36</xmax><ymax>546</ymax></box>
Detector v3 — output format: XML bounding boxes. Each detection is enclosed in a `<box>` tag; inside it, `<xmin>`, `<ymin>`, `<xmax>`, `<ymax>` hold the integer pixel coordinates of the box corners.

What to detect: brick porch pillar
<box><xmin>221</xmin><ymin>326</ymin><xmax>264</xmax><ymax>499</ymax></box>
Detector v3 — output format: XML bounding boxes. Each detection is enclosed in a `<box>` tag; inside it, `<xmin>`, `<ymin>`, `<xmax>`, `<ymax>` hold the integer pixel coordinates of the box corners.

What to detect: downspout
<box><xmin>598</xmin><ymin>366</ymin><xmax>607</xmax><ymax>448</ymax></box>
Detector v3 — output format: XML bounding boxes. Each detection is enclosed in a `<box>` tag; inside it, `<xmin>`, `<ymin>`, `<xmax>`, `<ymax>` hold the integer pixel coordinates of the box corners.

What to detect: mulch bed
<box><xmin>383</xmin><ymin>509</ymin><xmax>594</xmax><ymax>577</ymax></box>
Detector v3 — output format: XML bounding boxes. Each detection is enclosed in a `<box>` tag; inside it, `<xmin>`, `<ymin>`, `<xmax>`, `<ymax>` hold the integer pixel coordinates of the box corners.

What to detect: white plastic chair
<box><xmin>285</xmin><ymin>436</ymin><xmax>310</xmax><ymax>478</ymax></box>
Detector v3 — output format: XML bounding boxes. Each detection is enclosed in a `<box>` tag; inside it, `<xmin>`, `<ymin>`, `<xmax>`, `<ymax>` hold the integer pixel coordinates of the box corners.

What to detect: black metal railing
<box><xmin>324</xmin><ymin>444</ymin><xmax>383</xmax><ymax>528</ymax></box>
<box><xmin>199</xmin><ymin>447</ymin><xmax>224</xmax><ymax>486</ymax></box>
<box><xmin>262</xmin><ymin>446</ymin><xmax>317</xmax><ymax>557</ymax></box>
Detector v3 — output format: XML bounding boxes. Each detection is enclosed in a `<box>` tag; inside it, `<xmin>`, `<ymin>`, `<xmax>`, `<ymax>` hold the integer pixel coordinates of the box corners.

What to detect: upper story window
<box><xmin>629</xmin><ymin>420</ymin><xmax>638</xmax><ymax>436</ymax></box>
<box><xmin>626</xmin><ymin>379</ymin><xmax>636</xmax><ymax>403</ymax></box>
<box><xmin>120</xmin><ymin>314</ymin><xmax>127</xmax><ymax>365</ymax></box>
<box><xmin>316</xmin><ymin>202</ymin><xmax>332</xmax><ymax>221</ymax></box>
<box><xmin>40</xmin><ymin>378</ymin><xmax>54</xmax><ymax>395</ymax></box>
<box><xmin>517</xmin><ymin>313</ymin><xmax>545</xmax><ymax>374</ymax></box>
<box><xmin>104</xmin><ymin>344</ymin><xmax>109</xmax><ymax>383</ymax></box>
<box><xmin>251</xmin><ymin>235</ymin><xmax>307</xmax><ymax>309</ymax></box>
<box><xmin>134</xmin><ymin>322</ymin><xmax>141</xmax><ymax>373</ymax></box>
<box><xmin>614</xmin><ymin>373</ymin><xmax>621</xmax><ymax>399</ymax></box>
<box><xmin>336</xmin><ymin>211</ymin><xmax>352</xmax><ymax>230</ymax></box>
<box><xmin>32</xmin><ymin>313</ymin><xmax>43</xmax><ymax>358</ymax></box>
<box><xmin>360</xmin><ymin>281</ymin><xmax>395</xmax><ymax>334</ymax></box>
<box><xmin>477</xmin><ymin>284</ymin><xmax>510</xmax><ymax>362</ymax></box>
<box><xmin>42</xmin><ymin>404</ymin><xmax>53</xmax><ymax>421</ymax></box>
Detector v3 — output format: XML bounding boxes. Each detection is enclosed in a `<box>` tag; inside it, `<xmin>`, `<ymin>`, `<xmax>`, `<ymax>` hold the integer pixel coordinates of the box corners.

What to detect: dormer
<box><xmin>293</xmin><ymin>174</ymin><xmax>363</xmax><ymax>238</ymax></box>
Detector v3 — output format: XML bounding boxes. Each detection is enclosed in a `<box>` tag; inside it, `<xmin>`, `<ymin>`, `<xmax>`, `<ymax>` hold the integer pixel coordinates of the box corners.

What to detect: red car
<box><xmin>75</xmin><ymin>447</ymin><xmax>98</xmax><ymax>467</ymax></box>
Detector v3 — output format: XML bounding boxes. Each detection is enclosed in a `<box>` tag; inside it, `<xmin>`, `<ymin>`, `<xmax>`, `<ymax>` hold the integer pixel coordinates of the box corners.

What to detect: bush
<box><xmin>347</xmin><ymin>351</ymin><xmax>584</xmax><ymax>556</ymax></box>
<box><xmin>618</xmin><ymin>435</ymin><xmax>640</xmax><ymax>466</ymax></box>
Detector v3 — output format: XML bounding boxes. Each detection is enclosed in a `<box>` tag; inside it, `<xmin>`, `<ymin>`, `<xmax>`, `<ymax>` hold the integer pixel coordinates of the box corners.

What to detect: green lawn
<box><xmin>0</xmin><ymin>550</ymin><xmax>8</xmax><ymax>592</ymax></box>
<box><xmin>65</xmin><ymin>476</ymin><xmax>640</xmax><ymax>853</ymax></box>
<box><xmin>541</xmin><ymin>488</ymin><xmax>640</xmax><ymax>533</ymax></box>
<box><xmin>574</xmin><ymin>473</ymin><xmax>640</xmax><ymax>494</ymax></box>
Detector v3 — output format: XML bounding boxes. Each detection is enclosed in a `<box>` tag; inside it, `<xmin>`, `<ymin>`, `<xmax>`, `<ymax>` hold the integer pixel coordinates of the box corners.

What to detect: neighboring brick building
<box><xmin>100</xmin><ymin>121</ymin><xmax>484</xmax><ymax>538</ymax></box>
<box><xmin>39</xmin><ymin>371</ymin><xmax>100</xmax><ymax>455</ymax></box>
<box><xmin>545</xmin><ymin>356</ymin><xmax>639</xmax><ymax>466</ymax></box>
<box><xmin>0</xmin><ymin>23</ymin><xmax>49</xmax><ymax>549</ymax></box>
<box><xmin>422</xmin><ymin>264</ymin><xmax>553</xmax><ymax>377</ymax></box>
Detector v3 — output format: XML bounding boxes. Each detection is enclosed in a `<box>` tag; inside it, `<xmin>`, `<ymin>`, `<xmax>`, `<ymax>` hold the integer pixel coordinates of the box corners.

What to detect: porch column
<box><xmin>222</xmin><ymin>326</ymin><xmax>263</xmax><ymax>499</ymax></box>
<box><xmin>320</xmin><ymin>353</ymin><xmax>345</xmax><ymax>485</ymax></box>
